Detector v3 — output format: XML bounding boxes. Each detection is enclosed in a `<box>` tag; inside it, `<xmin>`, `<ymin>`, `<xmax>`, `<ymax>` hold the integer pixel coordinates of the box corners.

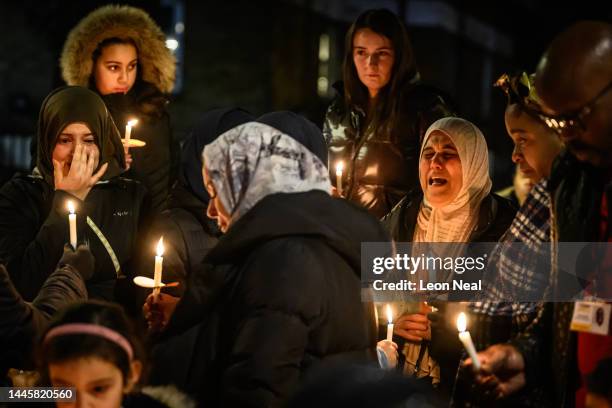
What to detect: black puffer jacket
<box><xmin>0</xmin><ymin>263</ymin><xmax>87</xmax><ymax>373</ymax></box>
<box><xmin>162</xmin><ymin>190</ymin><xmax>388</xmax><ymax>407</ymax></box>
<box><xmin>381</xmin><ymin>189</ymin><xmax>516</xmax><ymax>400</ymax></box>
<box><xmin>0</xmin><ymin>174</ymin><xmax>147</xmax><ymax>301</ymax></box>
<box><xmin>323</xmin><ymin>82</ymin><xmax>454</xmax><ymax>218</ymax></box>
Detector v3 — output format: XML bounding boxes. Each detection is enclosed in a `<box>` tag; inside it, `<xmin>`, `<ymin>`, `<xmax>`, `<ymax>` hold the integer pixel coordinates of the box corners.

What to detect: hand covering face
<box><xmin>36</xmin><ymin>86</ymin><xmax>125</xmax><ymax>186</ymax></box>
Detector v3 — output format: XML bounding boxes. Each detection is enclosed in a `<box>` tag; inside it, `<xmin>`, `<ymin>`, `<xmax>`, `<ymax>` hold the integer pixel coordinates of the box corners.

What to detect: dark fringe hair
<box><xmin>38</xmin><ymin>300</ymin><xmax>146</xmax><ymax>387</ymax></box>
<box><xmin>342</xmin><ymin>9</ymin><xmax>419</xmax><ymax>137</ymax></box>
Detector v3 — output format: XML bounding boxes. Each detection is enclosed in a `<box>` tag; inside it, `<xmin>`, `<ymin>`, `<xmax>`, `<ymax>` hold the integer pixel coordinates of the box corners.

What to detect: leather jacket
<box><xmin>323</xmin><ymin>81</ymin><xmax>455</xmax><ymax>218</ymax></box>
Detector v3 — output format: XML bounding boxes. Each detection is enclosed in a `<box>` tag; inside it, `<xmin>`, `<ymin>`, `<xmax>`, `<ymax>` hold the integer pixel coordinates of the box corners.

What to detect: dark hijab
<box><xmin>257</xmin><ymin>111</ymin><xmax>328</xmax><ymax>166</ymax></box>
<box><xmin>36</xmin><ymin>86</ymin><xmax>125</xmax><ymax>186</ymax></box>
<box><xmin>179</xmin><ymin>108</ymin><xmax>255</xmax><ymax>205</ymax></box>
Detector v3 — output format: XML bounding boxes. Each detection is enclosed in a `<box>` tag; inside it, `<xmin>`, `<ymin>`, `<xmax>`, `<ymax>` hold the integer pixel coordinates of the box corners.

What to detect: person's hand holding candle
<box><xmin>393</xmin><ymin>302</ymin><xmax>432</xmax><ymax>342</ymax></box>
<box><xmin>463</xmin><ymin>343</ymin><xmax>526</xmax><ymax>399</ymax></box>
<box><xmin>143</xmin><ymin>292</ymin><xmax>179</xmax><ymax>333</ymax></box>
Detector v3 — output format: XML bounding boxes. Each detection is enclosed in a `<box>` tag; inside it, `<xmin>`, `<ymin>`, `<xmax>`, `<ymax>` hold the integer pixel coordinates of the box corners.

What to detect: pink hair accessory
<box><xmin>43</xmin><ymin>323</ymin><xmax>133</xmax><ymax>361</ymax></box>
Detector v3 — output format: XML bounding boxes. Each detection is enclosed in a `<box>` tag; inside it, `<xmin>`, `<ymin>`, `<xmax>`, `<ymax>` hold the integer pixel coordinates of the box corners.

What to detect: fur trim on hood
<box><xmin>60</xmin><ymin>5</ymin><xmax>175</xmax><ymax>93</ymax></box>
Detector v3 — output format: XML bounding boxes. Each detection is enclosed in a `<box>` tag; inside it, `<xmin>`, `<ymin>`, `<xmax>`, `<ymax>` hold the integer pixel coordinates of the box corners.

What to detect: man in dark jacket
<box><xmin>464</xmin><ymin>21</ymin><xmax>612</xmax><ymax>407</ymax></box>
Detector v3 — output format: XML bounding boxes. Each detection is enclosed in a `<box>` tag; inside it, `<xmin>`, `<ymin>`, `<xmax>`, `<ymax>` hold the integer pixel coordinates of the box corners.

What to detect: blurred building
<box><xmin>0</xmin><ymin>0</ymin><xmax>609</xmax><ymax>187</ymax></box>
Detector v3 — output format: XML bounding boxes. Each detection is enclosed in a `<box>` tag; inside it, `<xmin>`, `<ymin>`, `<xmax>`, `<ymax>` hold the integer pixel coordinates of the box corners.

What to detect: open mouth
<box><xmin>429</xmin><ymin>177</ymin><xmax>447</xmax><ymax>186</ymax></box>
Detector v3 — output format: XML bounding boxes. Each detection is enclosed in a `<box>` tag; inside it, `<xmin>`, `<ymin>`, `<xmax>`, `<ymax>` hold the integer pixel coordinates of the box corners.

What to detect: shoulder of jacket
<box><xmin>401</xmin><ymin>82</ymin><xmax>456</xmax><ymax>112</ymax></box>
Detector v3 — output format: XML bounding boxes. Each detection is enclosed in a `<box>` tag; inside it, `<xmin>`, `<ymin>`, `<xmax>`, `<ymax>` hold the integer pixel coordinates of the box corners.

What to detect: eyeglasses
<box><xmin>537</xmin><ymin>80</ymin><xmax>612</xmax><ymax>136</ymax></box>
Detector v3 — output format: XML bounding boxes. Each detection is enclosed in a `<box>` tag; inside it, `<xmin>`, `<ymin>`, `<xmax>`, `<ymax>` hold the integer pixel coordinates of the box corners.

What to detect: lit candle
<box><xmin>335</xmin><ymin>161</ymin><xmax>344</xmax><ymax>196</ymax></box>
<box><xmin>125</xmin><ymin>119</ymin><xmax>138</xmax><ymax>143</ymax></box>
<box><xmin>386</xmin><ymin>304</ymin><xmax>394</xmax><ymax>341</ymax></box>
<box><xmin>153</xmin><ymin>237</ymin><xmax>164</xmax><ymax>297</ymax></box>
<box><xmin>456</xmin><ymin>312</ymin><xmax>481</xmax><ymax>371</ymax></box>
<box><xmin>67</xmin><ymin>201</ymin><xmax>77</xmax><ymax>250</ymax></box>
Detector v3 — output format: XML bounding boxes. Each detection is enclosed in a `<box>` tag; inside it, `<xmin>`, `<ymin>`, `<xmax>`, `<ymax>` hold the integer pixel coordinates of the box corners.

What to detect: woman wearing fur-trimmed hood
<box><xmin>60</xmin><ymin>5</ymin><xmax>179</xmax><ymax>213</ymax></box>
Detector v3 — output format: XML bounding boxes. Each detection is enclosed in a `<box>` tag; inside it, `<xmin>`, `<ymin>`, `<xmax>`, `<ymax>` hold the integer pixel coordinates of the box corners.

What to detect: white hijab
<box><xmin>202</xmin><ymin>122</ymin><xmax>331</xmax><ymax>225</ymax></box>
<box><xmin>414</xmin><ymin>117</ymin><xmax>492</xmax><ymax>243</ymax></box>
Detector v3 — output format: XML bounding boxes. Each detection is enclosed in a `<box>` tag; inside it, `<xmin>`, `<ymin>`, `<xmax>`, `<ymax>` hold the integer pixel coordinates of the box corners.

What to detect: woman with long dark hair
<box><xmin>324</xmin><ymin>8</ymin><xmax>454</xmax><ymax>218</ymax></box>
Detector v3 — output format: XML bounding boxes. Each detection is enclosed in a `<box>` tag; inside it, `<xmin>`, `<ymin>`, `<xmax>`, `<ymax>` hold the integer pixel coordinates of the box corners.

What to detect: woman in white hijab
<box><xmin>381</xmin><ymin>117</ymin><xmax>516</xmax><ymax>401</ymax></box>
<box><xmin>152</xmin><ymin>114</ymin><xmax>390</xmax><ymax>407</ymax></box>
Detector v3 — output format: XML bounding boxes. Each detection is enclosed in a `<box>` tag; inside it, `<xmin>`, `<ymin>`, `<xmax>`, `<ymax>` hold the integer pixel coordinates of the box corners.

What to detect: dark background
<box><xmin>1</xmin><ymin>0</ymin><xmax>610</xmax><ymax>189</ymax></box>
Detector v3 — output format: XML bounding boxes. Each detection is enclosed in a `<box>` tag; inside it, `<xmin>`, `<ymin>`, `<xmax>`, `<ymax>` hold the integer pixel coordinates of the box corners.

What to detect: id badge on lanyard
<box><xmin>570</xmin><ymin>300</ymin><xmax>611</xmax><ymax>336</ymax></box>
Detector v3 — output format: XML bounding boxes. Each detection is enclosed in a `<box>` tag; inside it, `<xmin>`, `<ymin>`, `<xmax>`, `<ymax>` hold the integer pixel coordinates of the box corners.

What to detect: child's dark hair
<box><xmin>38</xmin><ymin>300</ymin><xmax>145</xmax><ymax>385</ymax></box>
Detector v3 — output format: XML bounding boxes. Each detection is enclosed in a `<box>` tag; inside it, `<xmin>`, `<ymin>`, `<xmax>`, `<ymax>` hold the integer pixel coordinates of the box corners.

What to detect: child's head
<box><xmin>39</xmin><ymin>301</ymin><xmax>144</xmax><ymax>408</ymax></box>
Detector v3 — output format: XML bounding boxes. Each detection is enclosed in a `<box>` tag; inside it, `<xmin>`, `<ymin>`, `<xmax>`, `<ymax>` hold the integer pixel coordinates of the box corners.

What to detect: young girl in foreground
<box><xmin>39</xmin><ymin>301</ymin><xmax>193</xmax><ymax>408</ymax></box>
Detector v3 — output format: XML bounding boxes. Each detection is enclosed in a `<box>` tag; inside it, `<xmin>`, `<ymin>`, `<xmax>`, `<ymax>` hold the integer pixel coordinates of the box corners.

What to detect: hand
<box><xmin>394</xmin><ymin>312</ymin><xmax>431</xmax><ymax>342</ymax></box>
<box><xmin>53</xmin><ymin>144</ymin><xmax>108</xmax><ymax>201</ymax></box>
<box><xmin>463</xmin><ymin>344</ymin><xmax>526</xmax><ymax>399</ymax></box>
<box><xmin>124</xmin><ymin>149</ymin><xmax>133</xmax><ymax>171</ymax></box>
<box><xmin>142</xmin><ymin>292</ymin><xmax>179</xmax><ymax>333</ymax></box>
<box><xmin>59</xmin><ymin>243</ymin><xmax>95</xmax><ymax>280</ymax></box>
<box><xmin>376</xmin><ymin>339</ymin><xmax>398</xmax><ymax>369</ymax></box>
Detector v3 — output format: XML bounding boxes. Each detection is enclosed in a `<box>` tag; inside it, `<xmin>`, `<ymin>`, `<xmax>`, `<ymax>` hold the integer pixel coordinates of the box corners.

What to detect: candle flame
<box><xmin>156</xmin><ymin>237</ymin><xmax>164</xmax><ymax>257</ymax></box>
<box><xmin>335</xmin><ymin>161</ymin><xmax>344</xmax><ymax>176</ymax></box>
<box><xmin>67</xmin><ymin>201</ymin><xmax>75</xmax><ymax>214</ymax></box>
<box><xmin>127</xmin><ymin>119</ymin><xmax>138</xmax><ymax>127</ymax></box>
<box><xmin>386</xmin><ymin>304</ymin><xmax>393</xmax><ymax>324</ymax></box>
<box><xmin>457</xmin><ymin>312</ymin><xmax>467</xmax><ymax>333</ymax></box>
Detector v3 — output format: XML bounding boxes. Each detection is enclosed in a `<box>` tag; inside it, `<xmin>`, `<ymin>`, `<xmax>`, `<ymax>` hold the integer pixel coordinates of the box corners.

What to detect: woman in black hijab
<box><xmin>0</xmin><ymin>86</ymin><xmax>148</xmax><ymax>302</ymax></box>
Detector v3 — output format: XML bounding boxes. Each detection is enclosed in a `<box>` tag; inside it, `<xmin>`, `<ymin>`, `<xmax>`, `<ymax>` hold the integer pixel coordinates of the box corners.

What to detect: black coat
<box><xmin>103</xmin><ymin>87</ymin><xmax>179</xmax><ymax>214</ymax></box>
<box><xmin>0</xmin><ymin>174</ymin><xmax>147</xmax><ymax>301</ymax></box>
<box><xmin>162</xmin><ymin>190</ymin><xmax>389</xmax><ymax>407</ymax></box>
<box><xmin>323</xmin><ymin>82</ymin><xmax>454</xmax><ymax>218</ymax></box>
<box><xmin>0</xmin><ymin>263</ymin><xmax>87</xmax><ymax>373</ymax></box>
<box><xmin>381</xmin><ymin>189</ymin><xmax>516</xmax><ymax>400</ymax></box>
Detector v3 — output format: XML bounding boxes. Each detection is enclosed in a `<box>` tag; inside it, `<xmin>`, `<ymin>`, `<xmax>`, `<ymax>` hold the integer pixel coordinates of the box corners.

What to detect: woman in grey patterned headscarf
<box><xmin>202</xmin><ymin>121</ymin><xmax>331</xmax><ymax>232</ymax></box>
<box><xmin>152</xmin><ymin>114</ymin><xmax>390</xmax><ymax>407</ymax></box>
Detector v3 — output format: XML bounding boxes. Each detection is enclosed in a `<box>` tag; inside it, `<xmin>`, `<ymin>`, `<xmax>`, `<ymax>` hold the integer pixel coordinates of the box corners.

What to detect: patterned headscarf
<box><xmin>495</xmin><ymin>72</ymin><xmax>544</xmax><ymax>114</ymax></box>
<box><xmin>202</xmin><ymin>122</ymin><xmax>331</xmax><ymax>225</ymax></box>
<box><xmin>414</xmin><ymin>117</ymin><xmax>492</xmax><ymax>243</ymax></box>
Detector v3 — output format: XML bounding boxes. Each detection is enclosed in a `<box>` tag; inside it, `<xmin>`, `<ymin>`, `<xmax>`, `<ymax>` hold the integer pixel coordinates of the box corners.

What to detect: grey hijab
<box><xmin>202</xmin><ymin>122</ymin><xmax>331</xmax><ymax>224</ymax></box>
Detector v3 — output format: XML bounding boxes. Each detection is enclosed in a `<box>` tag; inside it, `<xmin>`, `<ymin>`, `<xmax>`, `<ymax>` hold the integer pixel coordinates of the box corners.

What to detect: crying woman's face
<box><xmin>419</xmin><ymin>131</ymin><xmax>463</xmax><ymax>208</ymax></box>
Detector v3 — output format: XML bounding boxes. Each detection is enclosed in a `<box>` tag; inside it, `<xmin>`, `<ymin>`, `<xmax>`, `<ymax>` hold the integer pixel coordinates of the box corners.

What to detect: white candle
<box><xmin>335</xmin><ymin>161</ymin><xmax>344</xmax><ymax>196</ymax></box>
<box><xmin>457</xmin><ymin>312</ymin><xmax>481</xmax><ymax>370</ymax></box>
<box><xmin>67</xmin><ymin>201</ymin><xmax>77</xmax><ymax>250</ymax></box>
<box><xmin>125</xmin><ymin>119</ymin><xmax>138</xmax><ymax>143</ymax></box>
<box><xmin>386</xmin><ymin>304</ymin><xmax>394</xmax><ymax>341</ymax></box>
<box><xmin>153</xmin><ymin>237</ymin><xmax>164</xmax><ymax>297</ymax></box>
